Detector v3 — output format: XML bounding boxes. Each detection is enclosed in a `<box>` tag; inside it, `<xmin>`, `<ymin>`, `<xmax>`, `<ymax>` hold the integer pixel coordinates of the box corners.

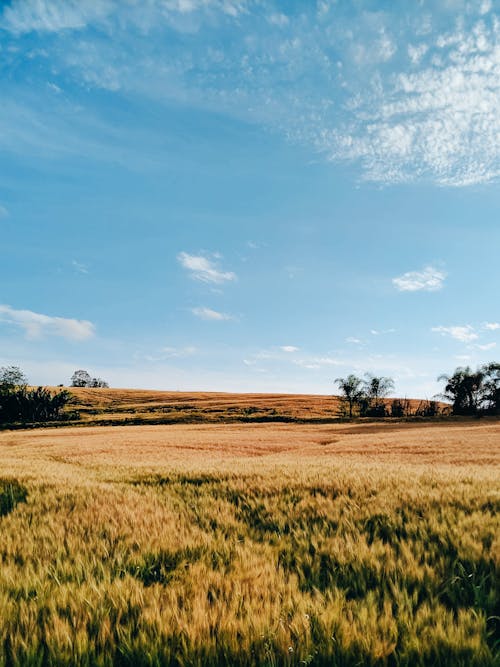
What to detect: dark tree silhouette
<box><xmin>437</xmin><ymin>366</ymin><xmax>486</xmax><ymax>415</ymax></box>
<box><xmin>70</xmin><ymin>371</ymin><xmax>109</xmax><ymax>388</ymax></box>
<box><xmin>0</xmin><ymin>366</ymin><xmax>73</xmax><ymax>424</ymax></box>
<box><xmin>362</xmin><ymin>373</ymin><xmax>394</xmax><ymax>416</ymax></box>
<box><xmin>71</xmin><ymin>370</ymin><xmax>92</xmax><ymax>387</ymax></box>
<box><xmin>334</xmin><ymin>374</ymin><xmax>364</xmax><ymax>418</ymax></box>
<box><xmin>0</xmin><ymin>366</ymin><xmax>28</xmax><ymax>390</ymax></box>
<box><xmin>483</xmin><ymin>362</ymin><xmax>500</xmax><ymax>414</ymax></box>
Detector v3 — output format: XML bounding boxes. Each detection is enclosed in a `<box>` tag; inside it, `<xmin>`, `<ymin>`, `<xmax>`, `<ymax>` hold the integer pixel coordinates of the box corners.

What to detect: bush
<box><xmin>0</xmin><ymin>386</ymin><xmax>73</xmax><ymax>425</ymax></box>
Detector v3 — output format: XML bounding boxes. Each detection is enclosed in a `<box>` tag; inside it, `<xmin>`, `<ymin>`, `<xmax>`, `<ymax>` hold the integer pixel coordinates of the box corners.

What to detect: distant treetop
<box><xmin>0</xmin><ymin>366</ymin><xmax>28</xmax><ymax>391</ymax></box>
<box><xmin>70</xmin><ymin>370</ymin><xmax>109</xmax><ymax>388</ymax></box>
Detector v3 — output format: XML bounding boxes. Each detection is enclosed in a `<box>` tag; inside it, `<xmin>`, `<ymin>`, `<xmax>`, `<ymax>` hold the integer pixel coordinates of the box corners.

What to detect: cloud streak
<box><xmin>178</xmin><ymin>252</ymin><xmax>236</xmax><ymax>285</ymax></box>
<box><xmin>0</xmin><ymin>304</ymin><xmax>95</xmax><ymax>340</ymax></box>
<box><xmin>393</xmin><ymin>266</ymin><xmax>446</xmax><ymax>292</ymax></box>
<box><xmin>191</xmin><ymin>307</ymin><xmax>233</xmax><ymax>321</ymax></box>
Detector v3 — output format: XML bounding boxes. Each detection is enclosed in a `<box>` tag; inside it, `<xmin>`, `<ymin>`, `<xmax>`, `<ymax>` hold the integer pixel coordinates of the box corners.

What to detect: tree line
<box><xmin>1</xmin><ymin>362</ymin><xmax>499</xmax><ymax>426</ymax></box>
<box><xmin>0</xmin><ymin>367</ymin><xmax>74</xmax><ymax>425</ymax></box>
<box><xmin>0</xmin><ymin>367</ymin><xmax>109</xmax><ymax>426</ymax></box>
<box><xmin>335</xmin><ymin>362</ymin><xmax>500</xmax><ymax>418</ymax></box>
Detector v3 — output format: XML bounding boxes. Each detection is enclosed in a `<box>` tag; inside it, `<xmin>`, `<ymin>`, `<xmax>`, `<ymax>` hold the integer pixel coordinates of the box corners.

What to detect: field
<box><xmin>49</xmin><ymin>387</ymin><xmax>440</xmax><ymax>426</ymax></box>
<box><xmin>0</xmin><ymin>420</ymin><xmax>498</xmax><ymax>666</ymax></box>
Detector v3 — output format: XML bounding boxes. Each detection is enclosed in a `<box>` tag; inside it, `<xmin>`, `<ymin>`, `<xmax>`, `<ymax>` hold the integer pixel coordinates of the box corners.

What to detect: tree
<box><xmin>0</xmin><ymin>366</ymin><xmax>28</xmax><ymax>391</ymax></box>
<box><xmin>70</xmin><ymin>370</ymin><xmax>109</xmax><ymax>388</ymax></box>
<box><xmin>482</xmin><ymin>362</ymin><xmax>500</xmax><ymax>414</ymax></box>
<box><xmin>71</xmin><ymin>370</ymin><xmax>92</xmax><ymax>387</ymax></box>
<box><xmin>334</xmin><ymin>374</ymin><xmax>364</xmax><ymax>418</ymax></box>
<box><xmin>390</xmin><ymin>398</ymin><xmax>409</xmax><ymax>418</ymax></box>
<box><xmin>0</xmin><ymin>366</ymin><xmax>73</xmax><ymax>425</ymax></box>
<box><xmin>362</xmin><ymin>373</ymin><xmax>394</xmax><ymax>416</ymax></box>
<box><xmin>437</xmin><ymin>366</ymin><xmax>486</xmax><ymax>415</ymax></box>
<box><xmin>89</xmin><ymin>377</ymin><xmax>109</xmax><ymax>388</ymax></box>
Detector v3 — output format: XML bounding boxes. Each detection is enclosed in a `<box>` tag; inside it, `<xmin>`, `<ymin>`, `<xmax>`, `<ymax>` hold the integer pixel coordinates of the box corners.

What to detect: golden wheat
<box><xmin>0</xmin><ymin>421</ymin><xmax>498</xmax><ymax>665</ymax></box>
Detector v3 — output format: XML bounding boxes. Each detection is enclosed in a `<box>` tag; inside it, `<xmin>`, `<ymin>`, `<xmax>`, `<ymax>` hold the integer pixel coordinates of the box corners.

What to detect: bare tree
<box><xmin>334</xmin><ymin>374</ymin><xmax>364</xmax><ymax>418</ymax></box>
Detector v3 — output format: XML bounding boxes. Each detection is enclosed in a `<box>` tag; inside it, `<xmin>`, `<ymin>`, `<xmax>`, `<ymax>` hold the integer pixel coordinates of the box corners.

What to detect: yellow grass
<box><xmin>0</xmin><ymin>421</ymin><xmax>498</xmax><ymax>665</ymax></box>
<box><xmin>56</xmin><ymin>387</ymin><xmax>438</xmax><ymax>425</ymax></box>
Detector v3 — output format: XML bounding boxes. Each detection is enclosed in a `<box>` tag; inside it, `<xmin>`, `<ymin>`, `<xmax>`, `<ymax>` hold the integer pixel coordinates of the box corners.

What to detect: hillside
<box><xmin>54</xmin><ymin>388</ymin><xmax>443</xmax><ymax>427</ymax></box>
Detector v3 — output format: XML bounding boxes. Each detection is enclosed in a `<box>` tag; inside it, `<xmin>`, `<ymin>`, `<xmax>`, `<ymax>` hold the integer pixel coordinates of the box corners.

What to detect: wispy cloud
<box><xmin>142</xmin><ymin>345</ymin><xmax>197</xmax><ymax>361</ymax></box>
<box><xmin>178</xmin><ymin>252</ymin><xmax>236</xmax><ymax>285</ymax></box>
<box><xmin>1</xmin><ymin>0</ymin><xmax>112</xmax><ymax>34</ymax></box>
<box><xmin>4</xmin><ymin>3</ymin><xmax>499</xmax><ymax>186</ymax></box>
<box><xmin>280</xmin><ymin>345</ymin><xmax>299</xmax><ymax>353</ymax></box>
<box><xmin>484</xmin><ymin>322</ymin><xmax>500</xmax><ymax>331</ymax></box>
<box><xmin>1</xmin><ymin>0</ymin><xmax>247</xmax><ymax>35</ymax></box>
<box><xmin>393</xmin><ymin>266</ymin><xmax>446</xmax><ymax>292</ymax></box>
<box><xmin>293</xmin><ymin>356</ymin><xmax>343</xmax><ymax>370</ymax></box>
<box><xmin>191</xmin><ymin>306</ymin><xmax>233</xmax><ymax>321</ymax></box>
<box><xmin>473</xmin><ymin>342</ymin><xmax>496</xmax><ymax>351</ymax></box>
<box><xmin>432</xmin><ymin>325</ymin><xmax>478</xmax><ymax>343</ymax></box>
<box><xmin>0</xmin><ymin>304</ymin><xmax>95</xmax><ymax>340</ymax></box>
<box><xmin>72</xmin><ymin>260</ymin><xmax>88</xmax><ymax>274</ymax></box>
<box><xmin>0</xmin><ymin>205</ymin><xmax>8</xmax><ymax>219</ymax></box>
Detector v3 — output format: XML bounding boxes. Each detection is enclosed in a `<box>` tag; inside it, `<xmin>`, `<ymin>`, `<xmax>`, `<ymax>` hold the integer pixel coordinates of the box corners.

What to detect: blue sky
<box><xmin>1</xmin><ymin>0</ymin><xmax>499</xmax><ymax>398</ymax></box>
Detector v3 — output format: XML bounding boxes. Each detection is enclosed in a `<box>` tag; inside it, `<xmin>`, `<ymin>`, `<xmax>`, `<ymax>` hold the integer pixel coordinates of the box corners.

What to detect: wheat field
<box><xmin>0</xmin><ymin>421</ymin><xmax>498</xmax><ymax>665</ymax></box>
<box><xmin>51</xmin><ymin>387</ymin><xmax>438</xmax><ymax>425</ymax></box>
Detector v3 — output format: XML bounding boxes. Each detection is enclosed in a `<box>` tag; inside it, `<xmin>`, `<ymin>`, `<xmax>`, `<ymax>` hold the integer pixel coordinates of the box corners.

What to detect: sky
<box><xmin>1</xmin><ymin>0</ymin><xmax>499</xmax><ymax>398</ymax></box>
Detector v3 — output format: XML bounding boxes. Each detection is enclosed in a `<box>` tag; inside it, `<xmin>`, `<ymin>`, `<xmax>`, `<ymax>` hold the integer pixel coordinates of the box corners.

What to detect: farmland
<box><xmin>43</xmin><ymin>387</ymin><xmax>440</xmax><ymax>426</ymax></box>
<box><xmin>0</xmin><ymin>420</ymin><xmax>498</xmax><ymax>666</ymax></box>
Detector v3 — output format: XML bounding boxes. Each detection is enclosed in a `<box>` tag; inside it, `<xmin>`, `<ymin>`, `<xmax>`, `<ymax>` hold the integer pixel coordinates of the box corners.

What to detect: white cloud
<box><xmin>3</xmin><ymin>2</ymin><xmax>500</xmax><ymax>187</ymax></box>
<box><xmin>479</xmin><ymin>0</ymin><xmax>492</xmax><ymax>15</ymax></box>
<box><xmin>267</xmin><ymin>13</ymin><xmax>288</xmax><ymax>27</ymax></box>
<box><xmin>346</xmin><ymin>337</ymin><xmax>362</xmax><ymax>344</ymax></box>
<box><xmin>178</xmin><ymin>252</ymin><xmax>236</xmax><ymax>284</ymax></box>
<box><xmin>1</xmin><ymin>0</ymin><xmax>247</xmax><ymax>34</ymax></box>
<box><xmin>393</xmin><ymin>266</ymin><xmax>446</xmax><ymax>292</ymax></box>
<box><xmin>0</xmin><ymin>304</ymin><xmax>95</xmax><ymax>340</ymax></box>
<box><xmin>280</xmin><ymin>345</ymin><xmax>299</xmax><ymax>353</ymax></box>
<box><xmin>293</xmin><ymin>356</ymin><xmax>342</xmax><ymax>369</ymax></box>
<box><xmin>191</xmin><ymin>306</ymin><xmax>233</xmax><ymax>321</ymax></box>
<box><xmin>142</xmin><ymin>345</ymin><xmax>197</xmax><ymax>361</ymax></box>
<box><xmin>1</xmin><ymin>0</ymin><xmax>113</xmax><ymax>34</ymax></box>
<box><xmin>161</xmin><ymin>345</ymin><xmax>197</xmax><ymax>357</ymax></box>
<box><xmin>408</xmin><ymin>43</ymin><xmax>429</xmax><ymax>65</ymax></box>
<box><xmin>483</xmin><ymin>322</ymin><xmax>500</xmax><ymax>330</ymax></box>
<box><xmin>325</xmin><ymin>17</ymin><xmax>500</xmax><ymax>186</ymax></box>
<box><xmin>72</xmin><ymin>259</ymin><xmax>88</xmax><ymax>274</ymax></box>
<box><xmin>432</xmin><ymin>325</ymin><xmax>478</xmax><ymax>343</ymax></box>
<box><xmin>473</xmin><ymin>342</ymin><xmax>496</xmax><ymax>351</ymax></box>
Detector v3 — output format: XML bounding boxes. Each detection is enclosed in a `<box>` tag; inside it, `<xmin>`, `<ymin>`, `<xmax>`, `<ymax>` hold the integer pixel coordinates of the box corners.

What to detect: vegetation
<box><xmin>0</xmin><ymin>366</ymin><xmax>74</xmax><ymax>426</ymax></box>
<box><xmin>334</xmin><ymin>374</ymin><xmax>364</xmax><ymax>418</ymax></box>
<box><xmin>438</xmin><ymin>363</ymin><xmax>500</xmax><ymax>416</ymax></box>
<box><xmin>1</xmin><ymin>361</ymin><xmax>499</xmax><ymax>428</ymax></box>
<box><xmin>336</xmin><ymin>363</ymin><xmax>500</xmax><ymax>419</ymax></box>
<box><xmin>0</xmin><ymin>421</ymin><xmax>497</xmax><ymax>666</ymax></box>
<box><xmin>70</xmin><ymin>369</ymin><xmax>109</xmax><ymax>388</ymax></box>
<box><xmin>336</xmin><ymin>373</ymin><xmax>396</xmax><ymax>418</ymax></box>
